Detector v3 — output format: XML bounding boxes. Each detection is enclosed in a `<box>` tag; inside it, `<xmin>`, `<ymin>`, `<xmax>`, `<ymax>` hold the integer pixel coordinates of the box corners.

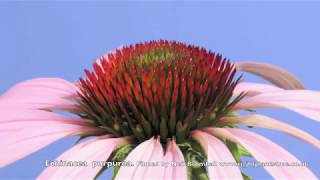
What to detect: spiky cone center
<box><xmin>78</xmin><ymin>40</ymin><xmax>242</xmax><ymax>144</ymax></box>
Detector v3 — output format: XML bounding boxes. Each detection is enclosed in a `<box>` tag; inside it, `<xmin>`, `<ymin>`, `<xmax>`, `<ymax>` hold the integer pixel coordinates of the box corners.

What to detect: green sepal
<box><xmin>215</xmin><ymin>118</ymin><xmax>239</xmax><ymax>128</ymax></box>
<box><xmin>226</xmin><ymin>140</ymin><xmax>241</xmax><ymax>162</ymax></box>
<box><xmin>238</xmin><ymin>144</ymin><xmax>252</xmax><ymax>157</ymax></box>
<box><xmin>224</xmin><ymin>112</ymin><xmax>240</xmax><ymax>117</ymax></box>
<box><xmin>185</xmin><ymin>151</ymin><xmax>208</xmax><ymax>180</ymax></box>
<box><xmin>93</xmin><ymin>144</ymin><xmax>134</xmax><ymax>180</ymax></box>
<box><xmin>111</xmin><ymin>144</ymin><xmax>135</xmax><ymax>180</ymax></box>
<box><xmin>179</xmin><ymin>140</ymin><xmax>208</xmax><ymax>180</ymax></box>
<box><xmin>226</xmin><ymin>140</ymin><xmax>252</xmax><ymax>161</ymax></box>
<box><xmin>242</xmin><ymin>172</ymin><xmax>253</xmax><ymax>180</ymax></box>
<box><xmin>217</xmin><ymin>121</ymin><xmax>238</xmax><ymax>128</ymax></box>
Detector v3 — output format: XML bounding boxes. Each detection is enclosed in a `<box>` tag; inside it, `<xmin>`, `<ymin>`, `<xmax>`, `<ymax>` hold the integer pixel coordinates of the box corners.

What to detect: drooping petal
<box><xmin>162</xmin><ymin>139</ymin><xmax>188</xmax><ymax>180</ymax></box>
<box><xmin>0</xmin><ymin>99</ymin><xmax>77</xmax><ymax>112</ymax></box>
<box><xmin>219</xmin><ymin>114</ymin><xmax>320</xmax><ymax>149</ymax></box>
<box><xmin>136</xmin><ymin>137</ymin><xmax>165</xmax><ymax>179</ymax></box>
<box><xmin>115</xmin><ymin>137</ymin><xmax>157</xmax><ymax>180</ymax></box>
<box><xmin>0</xmin><ymin>112</ymin><xmax>101</xmax><ymax>168</ymax></box>
<box><xmin>37</xmin><ymin>135</ymin><xmax>128</xmax><ymax>179</ymax></box>
<box><xmin>0</xmin><ymin>78</ymin><xmax>80</xmax><ymax>111</ymax></box>
<box><xmin>164</xmin><ymin>139</ymin><xmax>188</xmax><ymax>180</ymax></box>
<box><xmin>233</xmin><ymin>82</ymin><xmax>283</xmax><ymax>97</ymax></box>
<box><xmin>205</xmin><ymin>128</ymin><xmax>317</xmax><ymax>179</ymax></box>
<box><xmin>1</xmin><ymin>78</ymin><xmax>77</xmax><ymax>97</ymax></box>
<box><xmin>0</xmin><ymin>109</ymin><xmax>92</xmax><ymax>126</ymax></box>
<box><xmin>162</xmin><ymin>141</ymin><xmax>174</xmax><ymax>180</ymax></box>
<box><xmin>235</xmin><ymin>62</ymin><xmax>304</xmax><ymax>89</ymax></box>
<box><xmin>115</xmin><ymin>137</ymin><xmax>187</xmax><ymax>180</ymax></box>
<box><xmin>233</xmin><ymin>90</ymin><xmax>320</xmax><ymax>122</ymax></box>
<box><xmin>192</xmin><ymin>130</ymin><xmax>243</xmax><ymax>180</ymax></box>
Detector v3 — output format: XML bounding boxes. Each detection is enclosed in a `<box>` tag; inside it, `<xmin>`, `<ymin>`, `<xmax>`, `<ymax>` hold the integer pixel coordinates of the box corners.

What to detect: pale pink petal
<box><xmin>163</xmin><ymin>139</ymin><xmax>188</xmax><ymax>180</ymax></box>
<box><xmin>115</xmin><ymin>137</ymin><xmax>156</xmax><ymax>179</ymax></box>
<box><xmin>170</xmin><ymin>139</ymin><xmax>188</xmax><ymax>179</ymax></box>
<box><xmin>233</xmin><ymin>90</ymin><xmax>320</xmax><ymax>122</ymax></box>
<box><xmin>219</xmin><ymin>114</ymin><xmax>320</xmax><ymax>149</ymax></box>
<box><xmin>0</xmin><ymin>109</ymin><xmax>97</xmax><ymax>146</ymax></box>
<box><xmin>205</xmin><ymin>128</ymin><xmax>317</xmax><ymax>179</ymax></box>
<box><xmin>192</xmin><ymin>130</ymin><xmax>243</xmax><ymax>180</ymax></box>
<box><xmin>1</xmin><ymin>78</ymin><xmax>77</xmax><ymax>98</ymax></box>
<box><xmin>0</xmin><ymin>109</ymin><xmax>92</xmax><ymax>126</ymax></box>
<box><xmin>115</xmin><ymin>137</ymin><xmax>187</xmax><ymax>180</ymax></box>
<box><xmin>0</xmin><ymin>99</ymin><xmax>78</xmax><ymax>112</ymax></box>
<box><xmin>162</xmin><ymin>141</ymin><xmax>174</xmax><ymax>180</ymax></box>
<box><xmin>0</xmin><ymin>119</ymin><xmax>100</xmax><ymax>168</ymax></box>
<box><xmin>235</xmin><ymin>62</ymin><xmax>304</xmax><ymax>89</ymax></box>
<box><xmin>233</xmin><ymin>82</ymin><xmax>283</xmax><ymax>97</ymax></box>
<box><xmin>136</xmin><ymin>137</ymin><xmax>165</xmax><ymax>179</ymax></box>
<box><xmin>128</xmin><ymin>140</ymin><xmax>157</xmax><ymax>178</ymax></box>
<box><xmin>37</xmin><ymin>135</ymin><xmax>128</xmax><ymax>179</ymax></box>
<box><xmin>0</xmin><ymin>121</ymin><xmax>99</xmax><ymax>144</ymax></box>
<box><xmin>0</xmin><ymin>78</ymin><xmax>80</xmax><ymax>111</ymax></box>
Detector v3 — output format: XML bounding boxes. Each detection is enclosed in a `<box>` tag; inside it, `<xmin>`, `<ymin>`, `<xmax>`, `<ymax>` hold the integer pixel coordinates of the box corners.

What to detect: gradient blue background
<box><xmin>0</xmin><ymin>1</ymin><xmax>319</xmax><ymax>179</ymax></box>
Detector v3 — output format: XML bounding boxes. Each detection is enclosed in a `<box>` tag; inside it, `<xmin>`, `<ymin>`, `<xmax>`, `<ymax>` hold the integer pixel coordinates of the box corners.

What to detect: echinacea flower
<box><xmin>1</xmin><ymin>40</ymin><xmax>319</xmax><ymax>179</ymax></box>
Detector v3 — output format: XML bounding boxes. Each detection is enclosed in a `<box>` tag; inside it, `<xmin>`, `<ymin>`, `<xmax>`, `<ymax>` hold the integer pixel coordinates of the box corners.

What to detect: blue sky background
<box><xmin>0</xmin><ymin>1</ymin><xmax>319</xmax><ymax>179</ymax></box>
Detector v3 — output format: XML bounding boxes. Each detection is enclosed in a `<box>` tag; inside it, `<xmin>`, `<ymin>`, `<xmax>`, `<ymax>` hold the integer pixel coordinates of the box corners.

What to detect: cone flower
<box><xmin>1</xmin><ymin>40</ymin><xmax>319</xmax><ymax>179</ymax></box>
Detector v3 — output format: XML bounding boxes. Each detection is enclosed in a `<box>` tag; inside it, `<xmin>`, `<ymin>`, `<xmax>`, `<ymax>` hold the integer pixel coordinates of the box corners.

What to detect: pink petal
<box><xmin>192</xmin><ymin>130</ymin><xmax>243</xmax><ymax>179</ymax></box>
<box><xmin>0</xmin><ymin>78</ymin><xmax>80</xmax><ymax>111</ymax></box>
<box><xmin>167</xmin><ymin>139</ymin><xmax>188</xmax><ymax>180</ymax></box>
<box><xmin>0</xmin><ymin>99</ymin><xmax>78</xmax><ymax>112</ymax></box>
<box><xmin>115</xmin><ymin>138</ymin><xmax>187</xmax><ymax>180</ymax></box>
<box><xmin>233</xmin><ymin>90</ymin><xmax>320</xmax><ymax>122</ymax></box>
<box><xmin>0</xmin><ymin>132</ymin><xmax>71</xmax><ymax>167</ymax></box>
<box><xmin>0</xmin><ymin>119</ymin><xmax>100</xmax><ymax>167</ymax></box>
<box><xmin>0</xmin><ymin>109</ymin><xmax>92</xmax><ymax>126</ymax></box>
<box><xmin>136</xmin><ymin>137</ymin><xmax>165</xmax><ymax>179</ymax></box>
<box><xmin>162</xmin><ymin>139</ymin><xmax>188</xmax><ymax>180</ymax></box>
<box><xmin>235</xmin><ymin>62</ymin><xmax>304</xmax><ymax>89</ymax></box>
<box><xmin>37</xmin><ymin>135</ymin><xmax>127</xmax><ymax>179</ymax></box>
<box><xmin>205</xmin><ymin>128</ymin><xmax>317</xmax><ymax>179</ymax></box>
<box><xmin>162</xmin><ymin>141</ymin><xmax>174</xmax><ymax>180</ymax></box>
<box><xmin>0</xmin><ymin>122</ymin><xmax>98</xmax><ymax>143</ymax></box>
<box><xmin>233</xmin><ymin>82</ymin><xmax>283</xmax><ymax>97</ymax></box>
<box><xmin>115</xmin><ymin>137</ymin><xmax>157</xmax><ymax>179</ymax></box>
<box><xmin>1</xmin><ymin>78</ymin><xmax>78</xmax><ymax>98</ymax></box>
<box><xmin>220</xmin><ymin>114</ymin><xmax>320</xmax><ymax>149</ymax></box>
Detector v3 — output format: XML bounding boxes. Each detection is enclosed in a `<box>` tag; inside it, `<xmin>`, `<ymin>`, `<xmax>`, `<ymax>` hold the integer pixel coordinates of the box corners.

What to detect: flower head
<box><xmin>1</xmin><ymin>40</ymin><xmax>319</xmax><ymax>179</ymax></box>
<box><xmin>78</xmin><ymin>40</ymin><xmax>242</xmax><ymax>143</ymax></box>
